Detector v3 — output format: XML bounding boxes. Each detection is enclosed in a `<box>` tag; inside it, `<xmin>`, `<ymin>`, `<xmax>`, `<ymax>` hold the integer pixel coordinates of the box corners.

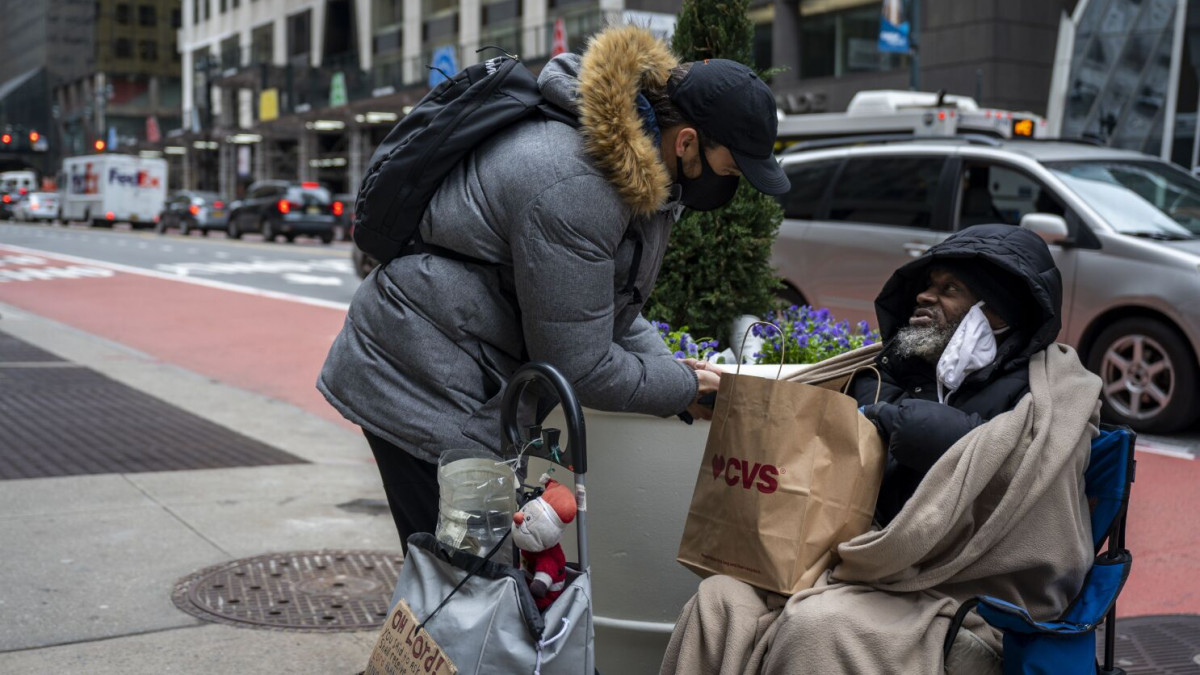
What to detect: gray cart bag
<box><xmin>390</xmin><ymin>362</ymin><xmax>595</xmax><ymax>674</ymax></box>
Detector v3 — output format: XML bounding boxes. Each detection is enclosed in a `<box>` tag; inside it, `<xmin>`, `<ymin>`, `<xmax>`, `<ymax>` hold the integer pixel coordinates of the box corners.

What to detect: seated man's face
<box><xmin>894</xmin><ymin>268</ymin><xmax>979</xmax><ymax>363</ymax></box>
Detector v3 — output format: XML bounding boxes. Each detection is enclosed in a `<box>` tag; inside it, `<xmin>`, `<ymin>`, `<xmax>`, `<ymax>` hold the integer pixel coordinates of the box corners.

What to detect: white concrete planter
<box><xmin>535</xmin><ymin>364</ymin><xmax>806</xmax><ymax>675</ymax></box>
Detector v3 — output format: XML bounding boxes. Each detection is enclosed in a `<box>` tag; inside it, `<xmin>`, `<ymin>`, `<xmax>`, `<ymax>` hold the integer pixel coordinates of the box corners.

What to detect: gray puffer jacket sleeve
<box><xmin>511</xmin><ymin>176</ymin><xmax>697</xmax><ymax>416</ymax></box>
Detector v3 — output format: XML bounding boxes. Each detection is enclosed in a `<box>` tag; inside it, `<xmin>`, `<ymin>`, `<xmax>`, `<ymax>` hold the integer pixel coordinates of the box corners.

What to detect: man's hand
<box><xmin>686</xmin><ymin>367</ymin><xmax>721</xmax><ymax>421</ymax></box>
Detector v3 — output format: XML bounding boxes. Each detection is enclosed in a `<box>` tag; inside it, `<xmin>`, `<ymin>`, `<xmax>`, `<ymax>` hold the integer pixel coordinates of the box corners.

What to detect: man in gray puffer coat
<box><xmin>318</xmin><ymin>26</ymin><xmax>790</xmax><ymax>546</ymax></box>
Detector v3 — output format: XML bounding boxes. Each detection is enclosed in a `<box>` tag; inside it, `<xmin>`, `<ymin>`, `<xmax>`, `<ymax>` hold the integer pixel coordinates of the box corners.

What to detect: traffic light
<box><xmin>1</xmin><ymin>133</ymin><xmax>10</xmax><ymax>145</ymax></box>
<box><xmin>94</xmin><ymin>139</ymin><xmax>106</xmax><ymax>152</ymax></box>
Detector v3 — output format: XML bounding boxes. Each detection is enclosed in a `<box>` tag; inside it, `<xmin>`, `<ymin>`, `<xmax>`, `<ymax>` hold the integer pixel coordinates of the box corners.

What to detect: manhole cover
<box><xmin>1097</xmin><ymin>614</ymin><xmax>1200</xmax><ymax>674</ymax></box>
<box><xmin>172</xmin><ymin>550</ymin><xmax>403</xmax><ymax>632</ymax></box>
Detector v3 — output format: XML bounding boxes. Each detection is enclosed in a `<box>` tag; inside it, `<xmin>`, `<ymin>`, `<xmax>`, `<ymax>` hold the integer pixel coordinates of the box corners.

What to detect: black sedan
<box><xmin>226</xmin><ymin>181</ymin><xmax>339</xmax><ymax>244</ymax></box>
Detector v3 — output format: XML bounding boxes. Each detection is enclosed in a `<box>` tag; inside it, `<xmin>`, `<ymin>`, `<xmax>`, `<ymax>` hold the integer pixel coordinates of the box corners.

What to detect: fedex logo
<box><xmin>711</xmin><ymin>455</ymin><xmax>780</xmax><ymax>494</ymax></box>
<box><xmin>108</xmin><ymin>168</ymin><xmax>161</xmax><ymax>189</ymax></box>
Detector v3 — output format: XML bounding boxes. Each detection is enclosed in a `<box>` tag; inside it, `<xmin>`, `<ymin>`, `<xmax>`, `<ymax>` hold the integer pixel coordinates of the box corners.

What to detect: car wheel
<box><xmin>199</xmin><ymin>227</ymin><xmax>209</xmax><ymax>237</ymax></box>
<box><xmin>1087</xmin><ymin>317</ymin><xmax>1198</xmax><ymax>434</ymax></box>
<box><xmin>228</xmin><ymin>218</ymin><xmax>242</xmax><ymax>239</ymax></box>
<box><xmin>776</xmin><ymin>283</ymin><xmax>809</xmax><ymax>309</ymax></box>
<box><xmin>319</xmin><ymin>231</ymin><xmax>333</xmax><ymax>244</ymax></box>
<box><xmin>285</xmin><ymin>234</ymin><xmax>297</xmax><ymax>243</ymax></box>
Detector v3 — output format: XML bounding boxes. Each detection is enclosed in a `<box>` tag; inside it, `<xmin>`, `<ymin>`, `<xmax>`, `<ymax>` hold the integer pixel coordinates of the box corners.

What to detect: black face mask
<box><xmin>675</xmin><ymin>142</ymin><xmax>739</xmax><ymax>212</ymax></box>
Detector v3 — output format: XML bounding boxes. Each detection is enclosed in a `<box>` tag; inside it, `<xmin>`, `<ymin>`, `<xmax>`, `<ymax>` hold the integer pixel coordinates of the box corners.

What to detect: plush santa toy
<box><xmin>511</xmin><ymin>476</ymin><xmax>577</xmax><ymax>611</ymax></box>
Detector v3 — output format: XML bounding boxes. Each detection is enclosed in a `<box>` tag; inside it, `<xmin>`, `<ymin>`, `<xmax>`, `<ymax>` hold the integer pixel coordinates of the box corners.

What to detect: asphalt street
<box><xmin>0</xmin><ymin>221</ymin><xmax>359</xmax><ymax>306</ymax></box>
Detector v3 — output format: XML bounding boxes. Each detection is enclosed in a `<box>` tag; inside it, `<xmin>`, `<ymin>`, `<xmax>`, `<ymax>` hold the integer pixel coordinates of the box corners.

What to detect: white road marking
<box><xmin>1135</xmin><ymin>441</ymin><xmax>1195</xmax><ymax>460</ymax></box>
<box><xmin>0</xmin><ymin>243</ymin><xmax>350</xmax><ymax>310</ymax></box>
<box><xmin>0</xmin><ymin>266</ymin><xmax>115</xmax><ymax>281</ymax></box>
<box><xmin>283</xmin><ymin>273</ymin><xmax>344</xmax><ymax>286</ymax></box>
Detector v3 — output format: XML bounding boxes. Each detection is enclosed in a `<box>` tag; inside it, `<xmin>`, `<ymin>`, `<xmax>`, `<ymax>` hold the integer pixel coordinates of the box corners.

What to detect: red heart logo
<box><xmin>712</xmin><ymin>455</ymin><xmax>725</xmax><ymax>479</ymax></box>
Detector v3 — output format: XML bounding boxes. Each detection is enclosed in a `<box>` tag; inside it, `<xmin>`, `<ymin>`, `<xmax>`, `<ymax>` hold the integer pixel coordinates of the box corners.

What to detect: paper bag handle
<box><xmin>734</xmin><ymin>321</ymin><xmax>785</xmax><ymax>380</ymax></box>
<box><xmin>842</xmin><ymin>365</ymin><xmax>883</xmax><ymax>404</ymax></box>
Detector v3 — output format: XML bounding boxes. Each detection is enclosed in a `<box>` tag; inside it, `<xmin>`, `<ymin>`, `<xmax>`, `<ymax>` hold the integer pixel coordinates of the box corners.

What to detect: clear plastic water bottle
<box><xmin>435</xmin><ymin>448</ymin><xmax>516</xmax><ymax>566</ymax></box>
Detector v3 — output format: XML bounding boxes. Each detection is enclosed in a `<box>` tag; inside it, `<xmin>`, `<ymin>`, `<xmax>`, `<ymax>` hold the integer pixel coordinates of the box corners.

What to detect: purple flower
<box><xmin>857</xmin><ymin>320</ymin><xmax>871</xmax><ymax>334</ymax></box>
<box><xmin>673</xmin><ymin>350</ymin><xmax>686</xmax><ymax>359</ymax></box>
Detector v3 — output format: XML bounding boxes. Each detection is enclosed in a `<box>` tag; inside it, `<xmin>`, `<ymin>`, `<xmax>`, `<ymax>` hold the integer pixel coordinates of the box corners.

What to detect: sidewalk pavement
<box><xmin>0</xmin><ymin>303</ymin><xmax>399</xmax><ymax>674</ymax></box>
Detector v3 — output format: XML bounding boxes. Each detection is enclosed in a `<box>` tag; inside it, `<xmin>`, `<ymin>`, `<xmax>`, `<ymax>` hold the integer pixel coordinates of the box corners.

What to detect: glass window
<box><xmin>220</xmin><ymin>35</ymin><xmax>239</xmax><ymax>69</ymax></box>
<box><xmin>288</xmin><ymin>10</ymin><xmax>312</xmax><ymax>58</ymax></box>
<box><xmin>373</xmin><ymin>0</ymin><xmax>403</xmax><ymax>28</ymax></box>
<box><xmin>139</xmin><ymin>40</ymin><xmax>158</xmax><ymax>61</ymax></box>
<box><xmin>828</xmin><ymin>156</ymin><xmax>945</xmax><ymax>228</ymax></box>
<box><xmin>958</xmin><ymin>163</ymin><xmax>1065</xmax><ymax>229</ymax></box>
<box><xmin>251</xmin><ymin>23</ymin><xmax>274</xmax><ymax>65</ymax></box>
<box><xmin>172</xmin><ymin>8</ymin><xmax>181</xmax><ymax>28</ymax></box>
<box><xmin>138</xmin><ymin>5</ymin><xmax>156</xmax><ymax>26</ymax></box>
<box><xmin>800</xmin><ymin>5</ymin><xmax>907</xmax><ymax>79</ymax></box>
<box><xmin>115</xmin><ymin>3</ymin><xmax>131</xmax><ymax>24</ymax></box>
<box><xmin>115</xmin><ymin>38</ymin><xmax>133</xmax><ymax>59</ymax></box>
<box><xmin>778</xmin><ymin>159</ymin><xmax>839</xmax><ymax>220</ymax></box>
<box><xmin>1048</xmin><ymin>159</ymin><xmax>1200</xmax><ymax>238</ymax></box>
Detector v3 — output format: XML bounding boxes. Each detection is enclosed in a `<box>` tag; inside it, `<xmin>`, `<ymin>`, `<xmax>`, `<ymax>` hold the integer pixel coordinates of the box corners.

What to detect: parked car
<box><xmin>157</xmin><ymin>190</ymin><xmax>229</xmax><ymax>235</ymax></box>
<box><xmin>0</xmin><ymin>191</ymin><xmax>17</xmax><ymax>220</ymax></box>
<box><xmin>226</xmin><ymin>181</ymin><xmax>338</xmax><ymax>243</ymax></box>
<box><xmin>11</xmin><ymin>192</ymin><xmax>60</xmax><ymax>223</ymax></box>
<box><xmin>773</xmin><ymin>137</ymin><xmax>1200</xmax><ymax>433</ymax></box>
<box><xmin>349</xmin><ymin>222</ymin><xmax>379</xmax><ymax>279</ymax></box>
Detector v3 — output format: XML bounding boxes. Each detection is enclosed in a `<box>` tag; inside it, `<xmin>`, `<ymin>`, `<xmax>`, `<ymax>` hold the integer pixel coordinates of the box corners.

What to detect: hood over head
<box><xmin>875</xmin><ymin>224</ymin><xmax>1063</xmax><ymax>372</ymax></box>
<box><xmin>536</xmin><ymin>26</ymin><xmax>677</xmax><ymax>215</ymax></box>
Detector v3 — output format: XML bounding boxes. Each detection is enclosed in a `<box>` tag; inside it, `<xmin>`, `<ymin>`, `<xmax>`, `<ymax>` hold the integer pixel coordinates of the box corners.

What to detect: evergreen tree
<box><xmin>644</xmin><ymin>0</ymin><xmax>785</xmax><ymax>346</ymax></box>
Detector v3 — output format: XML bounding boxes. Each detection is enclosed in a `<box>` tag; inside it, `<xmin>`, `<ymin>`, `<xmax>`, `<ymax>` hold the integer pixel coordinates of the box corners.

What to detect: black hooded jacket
<box><xmin>851</xmin><ymin>225</ymin><xmax>1063</xmax><ymax>525</ymax></box>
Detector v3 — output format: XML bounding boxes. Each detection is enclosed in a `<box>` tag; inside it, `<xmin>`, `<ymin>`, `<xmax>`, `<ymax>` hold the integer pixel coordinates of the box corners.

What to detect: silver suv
<box><xmin>772</xmin><ymin>137</ymin><xmax>1200</xmax><ymax>433</ymax></box>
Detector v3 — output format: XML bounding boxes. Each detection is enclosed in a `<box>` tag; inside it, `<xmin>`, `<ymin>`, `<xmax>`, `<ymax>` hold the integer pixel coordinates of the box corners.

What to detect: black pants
<box><xmin>363</xmin><ymin>429</ymin><xmax>439</xmax><ymax>551</ymax></box>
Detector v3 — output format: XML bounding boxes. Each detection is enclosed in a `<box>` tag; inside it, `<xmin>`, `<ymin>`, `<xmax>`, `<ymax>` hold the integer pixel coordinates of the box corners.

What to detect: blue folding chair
<box><xmin>943</xmin><ymin>425</ymin><xmax>1136</xmax><ymax>675</ymax></box>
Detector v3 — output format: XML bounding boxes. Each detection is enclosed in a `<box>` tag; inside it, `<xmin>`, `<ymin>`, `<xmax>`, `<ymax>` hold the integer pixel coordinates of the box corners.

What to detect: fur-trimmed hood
<box><xmin>537</xmin><ymin>25</ymin><xmax>677</xmax><ymax>215</ymax></box>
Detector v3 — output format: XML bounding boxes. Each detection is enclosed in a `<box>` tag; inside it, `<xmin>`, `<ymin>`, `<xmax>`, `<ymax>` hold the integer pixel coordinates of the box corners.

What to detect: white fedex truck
<box><xmin>60</xmin><ymin>154</ymin><xmax>167</xmax><ymax>228</ymax></box>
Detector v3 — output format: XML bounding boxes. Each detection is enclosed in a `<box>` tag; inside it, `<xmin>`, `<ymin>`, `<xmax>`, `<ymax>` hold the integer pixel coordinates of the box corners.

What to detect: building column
<box><xmin>254</xmin><ymin>137</ymin><xmax>268</xmax><ymax>181</ymax></box>
<box><xmin>403</xmin><ymin>0</ymin><xmax>422</xmax><ymax>84</ymax></box>
<box><xmin>348</xmin><ymin>127</ymin><xmax>366</xmax><ymax>194</ymax></box>
<box><xmin>182</xmin><ymin>149</ymin><xmax>193</xmax><ymax>189</ymax></box>
<box><xmin>298</xmin><ymin>130</ymin><xmax>315</xmax><ymax>181</ymax></box>
<box><xmin>772</xmin><ymin>0</ymin><xmax>801</xmax><ymax>87</ymax></box>
<box><xmin>461</xmin><ymin>0</ymin><xmax>481</xmax><ymax>66</ymax></box>
<box><xmin>219</xmin><ymin>143</ymin><xmax>235</xmax><ymax>201</ymax></box>
<box><xmin>523</xmin><ymin>0</ymin><xmax>547</xmax><ymax>59</ymax></box>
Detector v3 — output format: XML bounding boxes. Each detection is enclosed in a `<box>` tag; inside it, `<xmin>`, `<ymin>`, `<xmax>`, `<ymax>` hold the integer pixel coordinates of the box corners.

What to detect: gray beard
<box><xmin>893</xmin><ymin>322</ymin><xmax>958</xmax><ymax>364</ymax></box>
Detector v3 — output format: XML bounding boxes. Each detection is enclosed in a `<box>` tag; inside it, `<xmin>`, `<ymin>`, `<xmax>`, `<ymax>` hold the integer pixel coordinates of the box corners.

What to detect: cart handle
<box><xmin>500</xmin><ymin>362</ymin><xmax>588</xmax><ymax>475</ymax></box>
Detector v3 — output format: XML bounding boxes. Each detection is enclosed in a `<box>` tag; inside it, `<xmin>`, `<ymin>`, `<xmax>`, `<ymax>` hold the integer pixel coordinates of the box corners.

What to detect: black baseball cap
<box><xmin>667</xmin><ymin>59</ymin><xmax>790</xmax><ymax>196</ymax></box>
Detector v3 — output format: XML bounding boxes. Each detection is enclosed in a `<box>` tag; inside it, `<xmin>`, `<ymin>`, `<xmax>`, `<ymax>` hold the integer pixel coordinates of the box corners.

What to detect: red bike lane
<box><xmin>0</xmin><ymin>246</ymin><xmax>353</xmax><ymax>431</ymax></box>
<box><xmin>0</xmin><ymin>245</ymin><xmax>1195</xmax><ymax>617</ymax></box>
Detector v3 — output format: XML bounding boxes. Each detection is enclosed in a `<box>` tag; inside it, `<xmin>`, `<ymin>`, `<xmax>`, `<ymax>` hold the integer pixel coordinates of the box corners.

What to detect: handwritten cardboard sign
<box><xmin>365</xmin><ymin>599</ymin><xmax>458</xmax><ymax>675</ymax></box>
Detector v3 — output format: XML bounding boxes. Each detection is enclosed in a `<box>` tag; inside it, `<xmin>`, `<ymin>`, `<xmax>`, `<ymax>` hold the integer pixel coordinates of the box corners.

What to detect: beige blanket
<box><xmin>662</xmin><ymin>344</ymin><xmax>1100</xmax><ymax>674</ymax></box>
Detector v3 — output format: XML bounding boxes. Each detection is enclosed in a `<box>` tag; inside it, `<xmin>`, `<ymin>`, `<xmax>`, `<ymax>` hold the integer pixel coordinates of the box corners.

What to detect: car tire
<box><xmin>1087</xmin><ymin>317</ymin><xmax>1198</xmax><ymax>434</ymax></box>
<box><xmin>319</xmin><ymin>231</ymin><xmax>333</xmax><ymax>244</ymax></box>
<box><xmin>228</xmin><ymin>218</ymin><xmax>243</xmax><ymax>239</ymax></box>
<box><xmin>261</xmin><ymin>218</ymin><xmax>276</xmax><ymax>242</ymax></box>
<box><xmin>285</xmin><ymin>234</ymin><xmax>296</xmax><ymax>243</ymax></box>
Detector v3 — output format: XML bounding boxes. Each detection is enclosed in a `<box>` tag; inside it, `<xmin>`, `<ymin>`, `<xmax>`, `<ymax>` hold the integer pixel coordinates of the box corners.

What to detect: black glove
<box><xmin>859</xmin><ymin>402</ymin><xmax>901</xmax><ymax>443</ymax></box>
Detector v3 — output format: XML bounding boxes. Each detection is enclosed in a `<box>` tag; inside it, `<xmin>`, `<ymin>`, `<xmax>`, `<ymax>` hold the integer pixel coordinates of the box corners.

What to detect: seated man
<box><xmin>662</xmin><ymin>224</ymin><xmax>1101</xmax><ymax>675</ymax></box>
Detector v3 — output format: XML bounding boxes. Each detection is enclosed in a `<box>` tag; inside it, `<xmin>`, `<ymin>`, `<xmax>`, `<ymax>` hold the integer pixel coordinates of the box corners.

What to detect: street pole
<box><xmin>909</xmin><ymin>0</ymin><xmax>920</xmax><ymax>91</ymax></box>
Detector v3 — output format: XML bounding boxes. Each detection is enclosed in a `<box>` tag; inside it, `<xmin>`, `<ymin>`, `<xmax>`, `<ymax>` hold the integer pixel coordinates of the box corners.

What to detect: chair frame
<box><xmin>942</xmin><ymin>425</ymin><xmax>1136</xmax><ymax>674</ymax></box>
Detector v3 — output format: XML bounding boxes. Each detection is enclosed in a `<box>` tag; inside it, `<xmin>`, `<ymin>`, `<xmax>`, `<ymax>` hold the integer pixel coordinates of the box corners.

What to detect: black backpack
<box><xmin>353</xmin><ymin>55</ymin><xmax>553</xmax><ymax>264</ymax></box>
